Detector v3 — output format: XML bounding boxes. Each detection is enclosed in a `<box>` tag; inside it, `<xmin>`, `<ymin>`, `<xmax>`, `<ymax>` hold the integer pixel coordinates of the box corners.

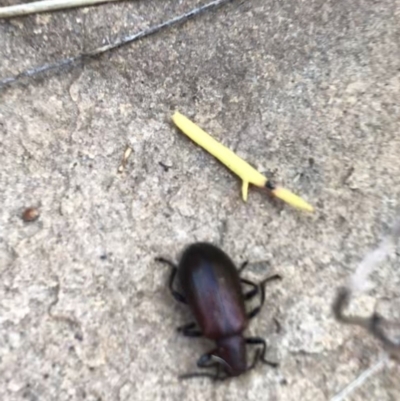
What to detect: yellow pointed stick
<box><xmin>172</xmin><ymin>111</ymin><xmax>314</xmax><ymax>212</ymax></box>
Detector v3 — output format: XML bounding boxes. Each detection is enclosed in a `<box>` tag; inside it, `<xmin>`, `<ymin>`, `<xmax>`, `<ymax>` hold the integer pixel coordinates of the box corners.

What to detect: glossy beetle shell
<box><xmin>178</xmin><ymin>242</ymin><xmax>248</xmax><ymax>339</ymax></box>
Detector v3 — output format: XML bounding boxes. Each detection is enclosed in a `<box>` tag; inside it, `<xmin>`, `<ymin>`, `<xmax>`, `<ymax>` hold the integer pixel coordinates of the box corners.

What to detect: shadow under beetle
<box><xmin>156</xmin><ymin>242</ymin><xmax>281</xmax><ymax>380</ymax></box>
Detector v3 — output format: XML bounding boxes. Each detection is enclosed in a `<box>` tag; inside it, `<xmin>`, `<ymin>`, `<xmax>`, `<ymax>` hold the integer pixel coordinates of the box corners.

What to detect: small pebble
<box><xmin>22</xmin><ymin>207</ymin><xmax>39</xmax><ymax>222</ymax></box>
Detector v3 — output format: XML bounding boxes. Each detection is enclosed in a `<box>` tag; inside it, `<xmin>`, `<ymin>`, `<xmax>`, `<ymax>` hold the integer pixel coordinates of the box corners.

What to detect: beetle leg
<box><xmin>242</xmin><ymin>271</ymin><xmax>282</xmax><ymax>307</ymax></box>
<box><xmin>154</xmin><ymin>256</ymin><xmax>177</xmax><ymax>269</ymax></box>
<box><xmin>179</xmin><ymin>367</ymin><xmax>226</xmax><ymax>381</ymax></box>
<box><xmin>247</xmin><ymin>273</ymin><xmax>282</xmax><ymax>319</ymax></box>
<box><xmin>246</xmin><ymin>337</ymin><xmax>278</xmax><ymax>367</ymax></box>
<box><xmin>155</xmin><ymin>257</ymin><xmax>187</xmax><ymax>304</ymax></box>
<box><xmin>261</xmin><ymin>273</ymin><xmax>282</xmax><ymax>286</ymax></box>
<box><xmin>241</xmin><ymin>277</ymin><xmax>259</xmax><ymax>300</ymax></box>
<box><xmin>238</xmin><ymin>261</ymin><xmax>249</xmax><ymax>273</ymax></box>
<box><xmin>197</xmin><ymin>351</ymin><xmax>215</xmax><ymax>367</ymax></box>
<box><xmin>247</xmin><ymin>348</ymin><xmax>262</xmax><ymax>371</ymax></box>
<box><xmin>179</xmin><ymin>353</ymin><xmax>228</xmax><ymax>381</ymax></box>
<box><xmin>247</xmin><ymin>286</ymin><xmax>265</xmax><ymax>319</ymax></box>
<box><xmin>197</xmin><ymin>353</ymin><xmax>229</xmax><ymax>380</ymax></box>
<box><xmin>213</xmin><ymin>364</ymin><xmax>229</xmax><ymax>381</ymax></box>
<box><xmin>177</xmin><ymin>322</ymin><xmax>203</xmax><ymax>337</ymax></box>
<box><xmin>179</xmin><ymin>371</ymin><xmax>219</xmax><ymax>380</ymax></box>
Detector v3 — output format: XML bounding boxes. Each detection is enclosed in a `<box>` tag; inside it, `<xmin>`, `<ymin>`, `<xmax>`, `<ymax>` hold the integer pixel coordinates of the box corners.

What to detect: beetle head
<box><xmin>216</xmin><ymin>335</ymin><xmax>247</xmax><ymax>376</ymax></box>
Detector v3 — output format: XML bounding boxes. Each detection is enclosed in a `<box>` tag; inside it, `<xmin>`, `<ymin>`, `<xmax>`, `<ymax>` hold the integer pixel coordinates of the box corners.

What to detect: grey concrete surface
<box><xmin>1</xmin><ymin>0</ymin><xmax>400</xmax><ymax>400</ymax></box>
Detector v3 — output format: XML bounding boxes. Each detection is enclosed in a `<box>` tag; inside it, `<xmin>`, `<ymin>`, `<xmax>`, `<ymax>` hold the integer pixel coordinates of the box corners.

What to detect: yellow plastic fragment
<box><xmin>172</xmin><ymin>111</ymin><xmax>314</xmax><ymax>212</ymax></box>
<box><xmin>172</xmin><ymin>112</ymin><xmax>266</xmax><ymax>188</ymax></box>
<box><xmin>271</xmin><ymin>187</ymin><xmax>314</xmax><ymax>213</ymax></box>
<box><xmin>242</xmin><ymin>181</ymin><xmax>249</xmax><ymax>202</ymax></box>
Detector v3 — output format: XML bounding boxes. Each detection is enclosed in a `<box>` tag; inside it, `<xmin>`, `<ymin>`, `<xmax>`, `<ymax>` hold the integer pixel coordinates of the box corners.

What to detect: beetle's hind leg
<box><xmin>246</xmin><ymin>337</ymin><xmax>278</xmax><ymax>368</ymax></box>
<box><xmin>177</xmin><ymin>322</ymin><xmax>202</xmax><ymax>337</ymax></box>
<box><xmin>155</xmin><ymin>257</ymin><xmax>187</xmax><ymax>304</ymax></box>
<box><xmin>247</xmin><ymin>273</ymin><xmax>282</xmax><ymax>319</ymax></box>
<box><xmin>239</xmin><ymin>260</ymin><xmax>282</xmax><ymax>313</ymax></box>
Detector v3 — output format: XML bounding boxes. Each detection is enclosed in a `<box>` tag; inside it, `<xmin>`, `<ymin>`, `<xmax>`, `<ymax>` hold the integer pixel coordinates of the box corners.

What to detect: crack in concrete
<box><xmin>47</xmin><ymin>276</ymin><xmax>84</xmax><ymax>340</ymax></box>
<box><xmin>67</xmin><ymin>68</ymin><xmax>84</xmax><ymax>144</ymax></box>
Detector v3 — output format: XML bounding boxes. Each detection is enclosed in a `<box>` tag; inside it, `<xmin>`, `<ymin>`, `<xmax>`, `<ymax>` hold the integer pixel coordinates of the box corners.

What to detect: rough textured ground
<box><xmin>1</xmin><ymin>0</ymin><xmax>400</xmax><ymax>400</ymax></box>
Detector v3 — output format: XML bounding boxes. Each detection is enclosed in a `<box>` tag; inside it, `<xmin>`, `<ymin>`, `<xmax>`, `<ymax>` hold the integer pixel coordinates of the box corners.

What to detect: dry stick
<box><xmin>0</xmin><ymin>0</ymin><xmax>120</xmax><ymax>19</ymax></box>
<box><xmin>331</xmin><ymin>218</ymin><xmax>400</xmax><ymax>401</ymax></box>
<box><xmin>0</xmin><ymin>0</ymin><xmax>236</xmax><ymax>88</ymax></box>
<box><xmin>333</xmin><ymin>217</ymin><xmax>400</xmax><ymax>353</ymax></box>
<box><xmin>348</xmin><ymin>217</ymin><xmax>400</xmax><ymax>294</ymax></box>
<box><xmin>330</xmin><ymin>356</ymin><xmax>387</xmax><ymax>401</ymax></box>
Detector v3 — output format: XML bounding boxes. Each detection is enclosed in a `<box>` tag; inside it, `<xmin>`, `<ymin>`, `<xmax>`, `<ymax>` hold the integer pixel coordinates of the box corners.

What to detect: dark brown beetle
<box><xmin>156</xmin><ymin>242</ymin><xmax>281</xmax><ymax>380</ymax></box>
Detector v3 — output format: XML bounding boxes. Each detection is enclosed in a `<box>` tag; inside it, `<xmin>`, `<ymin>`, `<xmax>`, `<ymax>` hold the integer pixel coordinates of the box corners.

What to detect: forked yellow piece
<box><xmin>172</xmin><ymin>111</ymin><xmax>314</xmax><ymax>212</ymax></box>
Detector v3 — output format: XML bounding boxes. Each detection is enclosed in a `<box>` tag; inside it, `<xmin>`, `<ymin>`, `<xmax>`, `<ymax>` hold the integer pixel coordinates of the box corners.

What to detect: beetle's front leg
<box><xmin>155</xmin><ymin>257</ymin><xmax>187</xmax><ymax>304</ymax></box>
<box><xmin>176</xmin><ymin>322</ymin><xmax>203</xmax><ymax>337</ymax></box>
<box><xmin>179</xmin><ymin>351</ymin><xmax>228</xmax><ymax>381</ymax></box>
<box><xmin>246</xmin><ymin>337</ymin><xmax>278</xmax><ymax>368</ymax></box>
